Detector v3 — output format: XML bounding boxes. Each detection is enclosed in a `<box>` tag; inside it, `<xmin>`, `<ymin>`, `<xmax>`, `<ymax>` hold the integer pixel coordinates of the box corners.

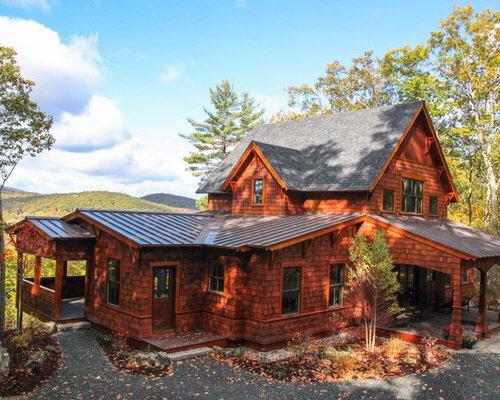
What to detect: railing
<box><xmin>21</xmin><ymin>279</ymin><xmax>55</xmax><ymax>320</ymax></box>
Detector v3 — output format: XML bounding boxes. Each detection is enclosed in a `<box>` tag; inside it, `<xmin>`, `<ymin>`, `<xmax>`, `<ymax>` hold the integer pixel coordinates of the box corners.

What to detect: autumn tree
<box><xmin>0</xmin><ymin>47</ymin><xmax>54</xmax><ymax>331</ymax></box>
<box><xmin>284</xmin><ymin>6</ymin><xmax>499</xmax><ymax>231</ymax></box>
<box><xmin>347</xmin><ymin>229</ymin><xmax>401</xmax><ymax>351</ymax></box>
<box><xmin>181</xmin><ymin>80</ymin><xmax>264</xmax><ymax>179</ymax></box>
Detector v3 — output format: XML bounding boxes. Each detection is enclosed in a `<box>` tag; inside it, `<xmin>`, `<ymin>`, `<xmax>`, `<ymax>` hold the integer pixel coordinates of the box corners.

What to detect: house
<box><xmin>10</xmin><ymin>101</ymin><xmax>500</xmax><ymax>349</ymax></box>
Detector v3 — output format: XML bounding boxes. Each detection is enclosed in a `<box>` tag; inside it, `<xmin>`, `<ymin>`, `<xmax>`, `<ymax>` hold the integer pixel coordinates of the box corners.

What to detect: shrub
<box><xmin>318</xmin><ymin>347</ymin><xmax>357</xmax><ymax>374</ymax></box>
<box><xmin>11</xmin><ymin>321</ymin><xmax>47</xmax><ymax>348</ymax></box>
<box><xmin>384</xmin><ymin>337</ymin><xmax>407</xmax><ymax>359</ymax></box>
<box><xmin>462</xmin><ymin>334</ymin><xmax>478</xmax><ymax>349</ymax></box>
<box><xmin>421</xmin><ymin>337</ymin><xmax>439</xmax><ymax>365</ymax></box>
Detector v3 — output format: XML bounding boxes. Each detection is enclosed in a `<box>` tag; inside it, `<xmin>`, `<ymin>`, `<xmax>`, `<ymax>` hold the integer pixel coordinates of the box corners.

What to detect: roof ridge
<box><xmin>76</xmin><ymin>208</ymin><xmax>211</xmax><ymax>217</ymax></box>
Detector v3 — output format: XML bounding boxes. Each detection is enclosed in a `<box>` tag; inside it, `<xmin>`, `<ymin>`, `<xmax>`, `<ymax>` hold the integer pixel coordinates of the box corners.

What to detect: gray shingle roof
<box><xmin>369</xmin><ymin>214</ymin><xmax>500</xmax><ymax>259</ymax></box>
<box><xmin>26</xmin><ymin>217</ymin><xmax>95</xmax><ymax>240</ymax></box>
<box><xmin>198</xmin><ymin>101</ymin><xmax>422</xmax><ymax>193</ymax></box>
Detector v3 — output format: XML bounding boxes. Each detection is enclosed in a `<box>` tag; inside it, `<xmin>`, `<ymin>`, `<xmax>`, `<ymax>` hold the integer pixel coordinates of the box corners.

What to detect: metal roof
<box><xmin>369</xmin><ymin>214</ymin><xmax>500</xmax><ymax>259</ymax></box>
<box><xmin>198</xmin><ymin>101</ymin><xmax>422</xmax><ymax>193</ymax></box>
<box><xmin>214</xmin><ymin>212</ymin><xmax>361</xmax><ymax>248</ymax></box>
<box><xmin>26</xmin><ymin>217</ymin><xmax>95</xmax><ymax>240</ymax></box>
<box><xmin>75</xmin><ymin>209</ymin><xmax>212</xmax><ymax>246</ymax></box>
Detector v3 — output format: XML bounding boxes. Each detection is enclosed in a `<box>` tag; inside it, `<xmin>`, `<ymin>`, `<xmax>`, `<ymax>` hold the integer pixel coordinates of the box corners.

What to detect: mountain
<box><xmin>3</xmin><ymin>190</ymin><xmax>189</xmax><ymax>224</ymax></box>
<box><xmin>142</xmin><ymin>193</ymin><xmax>197</xmax><ymax>210</ymax></box>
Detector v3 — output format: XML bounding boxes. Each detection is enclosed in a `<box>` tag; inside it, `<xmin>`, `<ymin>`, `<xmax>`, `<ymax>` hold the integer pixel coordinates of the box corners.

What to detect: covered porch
<box><xmin>9</xmin><ymin>217</ymin><xmax>95</xmax><ymax>323</ymax></box>
<box><xmin>366</xmin><ymin>214</ymin><xmax>500</xmax><ymax>348</ymax></box>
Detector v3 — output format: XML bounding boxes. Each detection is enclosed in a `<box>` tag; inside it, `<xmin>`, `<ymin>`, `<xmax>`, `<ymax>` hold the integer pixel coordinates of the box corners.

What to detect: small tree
<box><xmin>347</xmin><ymin>229</ymin><xmax>401</xmax><ymax>351</ymax></box>
<box><xmin>0</xmin><ymin>47</ymin><xmax>54</xmax><ymax>331</ymax></box>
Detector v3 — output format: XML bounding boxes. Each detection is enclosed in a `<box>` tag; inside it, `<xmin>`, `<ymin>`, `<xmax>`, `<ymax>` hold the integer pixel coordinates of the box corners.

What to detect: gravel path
<box><xmin>28</xmin><ymin>329</ymin><xmax>499</xmax><ymax>400</ymax></box>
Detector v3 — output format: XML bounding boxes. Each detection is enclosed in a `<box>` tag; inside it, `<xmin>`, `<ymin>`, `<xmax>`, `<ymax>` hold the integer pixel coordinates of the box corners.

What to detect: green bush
<box><xmin>462</xmin><ymin>334</ymin><xmax>478</xmax><ymax>349</ymax></box>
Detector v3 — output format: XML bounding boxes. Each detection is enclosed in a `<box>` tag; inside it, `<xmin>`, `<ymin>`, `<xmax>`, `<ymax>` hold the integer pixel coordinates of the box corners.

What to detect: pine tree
<box><xmin>181</xmin><ymin>81</ymin><xmax>264</xmax><ymax>178</ymax></box>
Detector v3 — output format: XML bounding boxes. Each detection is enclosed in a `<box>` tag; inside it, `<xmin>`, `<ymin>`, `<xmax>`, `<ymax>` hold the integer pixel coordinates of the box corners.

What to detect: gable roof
<box><xmin>10</xmin><ymin>217</ymin><xmax>95</xmax><ymax>240</ymax></box>
<box><xmin>368</xmin><ymin>214</ymin><xmax>500</xmax><ymax>259</ymax></box>
<box><xmin>198</xmin><ymin>101</ymin><xmax>423</xmax><ymax>193</ymax></box>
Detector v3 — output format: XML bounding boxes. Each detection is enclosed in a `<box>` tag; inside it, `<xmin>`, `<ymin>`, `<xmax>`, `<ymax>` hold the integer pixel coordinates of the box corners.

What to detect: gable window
<box><xmin>209</xmin><ymin>264</ymin><xmax>224</xmax><ymax>293</ymax></box>
<box><xmin>429</xmin><ymin>196</ymin><xmax>438</xmax><ymax>216</ymax></box>
<box><xmin>402</xmin><ymin>178</ymin><xmax>423</xmax><ymax>214</ymax></box>
<box><xmin>329</xmin><ymin>264</ymin><xmax>344</xmax><ymax>307</ymax></box>
<box><xmin>383</xmin><ymin>190</ymin><xmax>395</xmax><ymax>212</ymax></box>
<box><xmin>253</xmin><ymin>179</ymin><xmax>263</xmax><ymax>205</ymax></box>
<box><xmin>282</xmin><ymin>267</ymin><xmax>301</xmax><ymax>315</ymax></box>
<box><xmin>106</xmin><ymin>258</ymin><xmax>120</xmax><ymax>306</ymax></box>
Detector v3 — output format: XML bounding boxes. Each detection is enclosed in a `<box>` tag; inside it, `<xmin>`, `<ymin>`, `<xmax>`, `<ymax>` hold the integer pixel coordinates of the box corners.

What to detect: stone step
<box><xmin>167</xmin><ymin>346</ymin><xmax>213</xmax><ymax>361</ymax></box>
<box><xmin>56</xmin><ymin>321</ymin><xmax>91</xmax><ymax>332</ymax></box>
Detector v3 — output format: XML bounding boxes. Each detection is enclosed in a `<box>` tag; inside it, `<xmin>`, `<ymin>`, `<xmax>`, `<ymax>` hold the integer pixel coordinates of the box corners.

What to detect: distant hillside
<box><xmin>3</xmin><ymin>190</ymin><xmax>187</xmax><ymax>224</ymax></box>
<box><xmin>142</xmin><ymin>193</ymin><xmax>197</xmax><ymax>210</ymax></box>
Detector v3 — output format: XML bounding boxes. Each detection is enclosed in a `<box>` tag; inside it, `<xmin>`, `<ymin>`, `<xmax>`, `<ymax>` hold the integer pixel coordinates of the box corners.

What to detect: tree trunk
<box><xmin>0</xmin><ymin>190</ymin><xmax>5</xmax><ymax>331</ymax></box>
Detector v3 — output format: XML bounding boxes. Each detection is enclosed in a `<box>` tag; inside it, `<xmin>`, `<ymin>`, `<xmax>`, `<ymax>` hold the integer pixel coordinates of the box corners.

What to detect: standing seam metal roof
<box><xmin>25</xmin><ymin>217</ymin><xmax>95</xmax><ymax>240</ymax></box>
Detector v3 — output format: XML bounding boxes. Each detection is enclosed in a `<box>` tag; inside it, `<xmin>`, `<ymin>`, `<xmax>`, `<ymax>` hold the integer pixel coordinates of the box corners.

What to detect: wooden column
<box><xmin>53</xmin><ymin>259</ymin><xmax>64</xmax><ymax>319</ymax></box>
<box><xmin>34</xmin><ymin>256</ymin><xmax>42</xmax><ymax>292</ymax></box>
<box><xmin>449</xmin><ymin>270</ymin><xmax>463</xmax><ymax>344</ymax></box>
<box><xmin>16</xmin><ymin>252</ymin><xmax>23</xmax><ymax>328</ymax></box>
<box><xmin>475</xmin><ymin>268</ymin><xmax>488</xmax><ymax>336</ymax></box>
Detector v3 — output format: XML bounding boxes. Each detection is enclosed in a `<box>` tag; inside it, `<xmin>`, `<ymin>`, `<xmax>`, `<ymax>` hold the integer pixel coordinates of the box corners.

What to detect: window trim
<box><xmin>401</xmin><ymin>177</ymin><xmax>424</xmax><ymax>215</ymax></box>
<box><xmin>328</xmin><ymin>263</ymin><xmax>345</xmax><ymax>308</ymax></box>
<box><xmin>429</xmin><ymin>195</ymin><xmax>438</xmax><ymax>216</ymax></box>
<box><xmin>251</xmin><ymin>177</ymin><xmax>265</xmax><ymax>206</ymax></box>
<box><xmin>280</xmin><ymin>264</ymin><xmax>303</xmax><ymax>317</ymax></box>
<box><xmin>382</xmin><ymin>189</ymin><xmax>395</xmax><ymax>213</ymax></box>
<box><xmin>106</xmin><ymin>258</ymin><xmax>121</xmax><ymax>307</ymax></box>
<box><xmin>208</xmin><ymin>264</ymin><xmax>225</xmax><ymax>294</ymax></box>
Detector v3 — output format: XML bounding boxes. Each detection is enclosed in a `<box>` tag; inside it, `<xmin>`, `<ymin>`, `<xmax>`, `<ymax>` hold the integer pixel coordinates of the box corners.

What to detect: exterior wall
<box><xmin>302</xmin><ymin>192</ymin><xmax>372</xmax><ymax>213</ymax></box>
<box><xmin>207</xmin><ymin>193</ymin><xmax>232</xmax><ymax>212</ymax></box>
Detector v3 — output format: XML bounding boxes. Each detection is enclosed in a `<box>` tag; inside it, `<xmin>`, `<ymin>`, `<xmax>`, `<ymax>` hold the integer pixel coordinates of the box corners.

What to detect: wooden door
<box><xmin>152</xmin><ymin>267</ymin><xmax>176</xmax><ymax>330</ymax></box>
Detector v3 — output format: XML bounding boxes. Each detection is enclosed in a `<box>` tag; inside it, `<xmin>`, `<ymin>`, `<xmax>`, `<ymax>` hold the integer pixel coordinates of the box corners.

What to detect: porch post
<box><xmin>34</xmin><ymin>256</ymin><xmax>42</xmax><ymax>291</ymax></box>
<box><xmin>475</xmin><ymin>268</ymin><xmax>488</xmax><ymax>336</ymax></box>
<box><xmin>53</xmin><ymin>259</ymin><xmax>63</xmax><ymax>319</ymax></box>
<box><xmin>449</xmin><ymin>270</ymin><xmax>463</xmax><ymax>344</ymax></box>
<box><xmin>16</xmin><ymin>252</ymin><xmax>23</xmax><ymax>329</ymax></box>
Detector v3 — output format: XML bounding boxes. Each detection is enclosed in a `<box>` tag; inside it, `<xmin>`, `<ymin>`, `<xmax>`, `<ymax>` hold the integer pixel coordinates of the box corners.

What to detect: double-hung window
<box><xmin>209</xmin><ymin>264</ymin><xmax>224</xmax><ymax>293</ymax></box>
<box><xmin>282</xmin><ymin>267</ymin><xmax>301</xmax><ymax>315</ymax></box>
<box><xmin>107</xmin><ymin>258</ymin><xmax>120</xmax><ymax>306</ymax></box>
<box><xmin>329</xmin><ymin>264</ymin><xmax>344</xmax><ymax>307</ymax></box>
<box><xmin>402</xmin><ymin>178</ymin><xmax>423</xmax><ymax>214</ymax></box>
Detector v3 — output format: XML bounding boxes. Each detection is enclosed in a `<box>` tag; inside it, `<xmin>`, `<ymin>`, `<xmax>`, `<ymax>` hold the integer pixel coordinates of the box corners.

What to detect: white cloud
<box><xmin>2</xmin><ymin>17</ymin><xmax>200</xmax><ymax>198</ymax></box>
<box><xmin>235</xmin><ymin>0</ymin><xmax>246</xmax><ymax>9</ymax></box>
<box><xmin>52</xmin><ymin>95</ymin><xmax>131</xmax><ymax>152</ymax></box>
<box><xmin>0</xmin><ymin>17</ymin><xmax>101</xmax><ymax>118</ymax></box>
<box><xmin>251</xmin><ymin>92</ymin><xmax>286</xmax><ymax>117</ymax></box>
<box><xmin>0</xmin><ymin>0</ymin><xmax>51</xmax><ymax>11</ymax></box>
<box><xmin>159</xmin><ymin>64</ymin><xmax>185</xmax><ymax>82</ymax></box>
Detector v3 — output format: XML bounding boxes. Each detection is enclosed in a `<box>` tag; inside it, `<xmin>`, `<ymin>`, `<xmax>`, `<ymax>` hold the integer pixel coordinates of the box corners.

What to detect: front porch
<box><xmin>9</xmin><ymin>217</ymin><xmax>95</xmax><ymax>324</ymax></box>
<box><xmin>380</xmin><ymin>307</ymin><xmax>500</xmax><ymax>347</ymax></box>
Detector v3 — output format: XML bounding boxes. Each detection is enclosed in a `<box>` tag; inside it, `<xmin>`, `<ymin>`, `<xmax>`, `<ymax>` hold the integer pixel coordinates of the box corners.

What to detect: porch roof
<box><xmin>11</xmin><ymin>216</ymin><xmax>95</xmax><ymax>240</ymax></box>
<box><xmin>368</xmin><ymin>214</ymin><xmax>500</xmax><ymax>259</ymax></box>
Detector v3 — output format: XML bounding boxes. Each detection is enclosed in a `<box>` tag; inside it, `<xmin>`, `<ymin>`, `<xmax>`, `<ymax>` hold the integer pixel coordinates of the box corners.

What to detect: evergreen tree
<box><xmin>181</xmin><ymin>81</ymin><xmax>264</xmax><ymax>178</ymax></box>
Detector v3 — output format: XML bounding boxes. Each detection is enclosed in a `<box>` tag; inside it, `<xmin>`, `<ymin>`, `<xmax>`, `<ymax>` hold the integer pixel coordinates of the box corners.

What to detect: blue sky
<box><xmin>0</xmin><ymin>0</ymin><xmax>497</xmax><ymax>198</ymax></box>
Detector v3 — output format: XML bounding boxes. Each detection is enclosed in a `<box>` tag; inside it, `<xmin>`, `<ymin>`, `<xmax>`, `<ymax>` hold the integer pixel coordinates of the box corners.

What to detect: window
<box><xmin>106</xmin><ymin>258</ymin><xmax>120</xmax><ymax>306</ymax></box>
<box><xmin>329</xmin><ymin>264</ymin><xmax>344</xmax><ymax>307</ymax></box>
<box><xmin>445</xmin><ymin>274</ymin><xmax>452</xmax><ymax>287</ymax></box>
<box><xmin>282</xmin><ymin>267</ymin><xmax>301</xmax><ymax>315</ymax></box>
<box><xmin>209</xmin><ymin>264</ymin><xmax>224</xmax><ymax>293</ymax></box>
<box><xmin>462</xmin><ymin>270</ymin><xmax>469</xmax><ymax>284</ymax></box>
<box><xmin>429</xmin><ymin>196</ymin><xmax>438</xmax><ymax>216</ymax></box>
<box><xmin>383</xmin><ymin>190</ymin><xmax>395</xmax><ymax>212</ymax></box>
<box><xmin>402</xmin><ymin>178</ymin><xmax>423</xmax><ymax>214</ymax></box>
<box><xmin>253</xmin><ymin>179</ymin><xmax>263</xmax><ymax>205</ymax></box>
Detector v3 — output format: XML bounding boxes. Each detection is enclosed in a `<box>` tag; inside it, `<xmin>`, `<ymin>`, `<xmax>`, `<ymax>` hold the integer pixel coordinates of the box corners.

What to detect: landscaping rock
<box><xmin>56</xmin><ymin>321</ymin><xmax>91</xmax><ymax>332</ymax></box>
<box><xmin>43</xmin><ymin>322</ymin><xmax>56</xmax><ymax>334</ymax></box>
<box><xmin>0</xmin><ymin>344</ymin><xmax>9</xmax><ymax>377</ymax></box>
<box><xmin>25</xmin><ymin>350</ymin><xmax>50</xmax><ymax>368</ymax></box>
<box><xmin>167</xmin><ymin>347</ymin><xmax>212</xmax><ymax>361</ymax></box>
<box><xmin>128</xmin><ymin>351</ymin><xmax>171</xmax><ymax>367</ymax></box>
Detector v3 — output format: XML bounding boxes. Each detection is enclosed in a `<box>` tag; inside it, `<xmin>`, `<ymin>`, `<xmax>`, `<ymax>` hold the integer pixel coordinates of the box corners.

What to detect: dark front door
<box><xmin>152</xmin><ymin>267</ymin><xmax>176</xmax><ymax>329</ymax></box>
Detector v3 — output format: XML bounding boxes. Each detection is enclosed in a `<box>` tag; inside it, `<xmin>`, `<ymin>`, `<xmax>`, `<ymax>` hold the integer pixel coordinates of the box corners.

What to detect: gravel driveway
<box><xmin>28</xmin><ymin>329</ymin><xmax>499</xmax><ymax>400</ymax></box>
